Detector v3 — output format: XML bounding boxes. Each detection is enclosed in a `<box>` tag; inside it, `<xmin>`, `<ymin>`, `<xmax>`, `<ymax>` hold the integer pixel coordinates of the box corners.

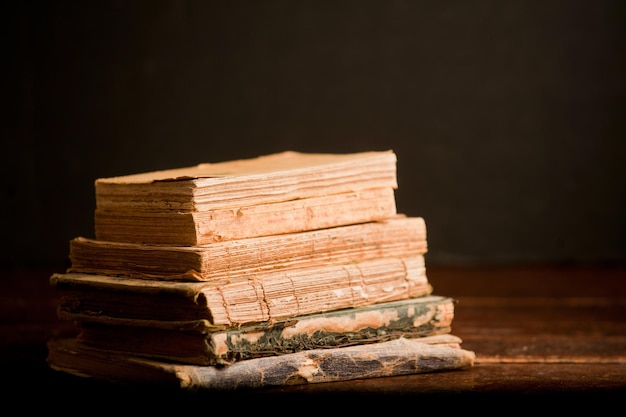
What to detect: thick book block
<box><xmin>47</xmin><ymin>336</ymin><xmax>475</xmax><ymax>391</ymax></box>
<box><xmin>95</xmin><ymin>150</ymin><xmax>398</xmax><ymax>212</ymax></box>
<box><xmin>51</xmin><ymin>255</ymin><xmax>432</xmax><ymax>327</ymax></box>
<box><xmin>75</xmin><ymin>295</ymin><xmax>455</xmax><ymax>365</ymax></box>
<box><xmin>95</xmin><ymin>187</ymin><xmax>397</xmax><ymax>245</ymax></box>
<box><xmin>71</xmin><ymin>215</ymin><xmax>427</xmax><ymax>281</ymax></box>
<box><xmin>93</xmin><ymin>150</ymin><xmax>399</xmax><ymax>245</ymax></box>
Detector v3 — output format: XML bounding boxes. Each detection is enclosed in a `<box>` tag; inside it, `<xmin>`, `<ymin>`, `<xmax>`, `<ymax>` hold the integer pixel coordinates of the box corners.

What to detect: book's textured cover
<box><xmin>47</xmin><ymin>336</ymin><xmax>475</xmax><ymax>391</ymax></box>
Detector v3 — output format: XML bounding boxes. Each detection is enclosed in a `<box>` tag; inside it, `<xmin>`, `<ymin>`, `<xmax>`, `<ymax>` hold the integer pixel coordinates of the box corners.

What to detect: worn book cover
<box><xmin>47</xmin><ymin>336</ymin><xmax>475</xmax><ymax>391</ymax></box>
<box><xmin>70</xmin><ymin>215</ymin><xmax>427</xmax><ymax>281</ymax></box>
<box><xmin>75</xmin><ymin>295</ymin><xmax>455</xmax><ymax>365</ymax></box>
<box><xmin>52</xmin><ymin>255</ymin><xmax>432</xmax><ymax>327</ymax></box>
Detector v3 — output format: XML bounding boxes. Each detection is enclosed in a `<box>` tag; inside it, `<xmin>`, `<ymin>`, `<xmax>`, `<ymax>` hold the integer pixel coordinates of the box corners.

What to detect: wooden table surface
<box><xmin>2</xmin><ymin>264</ymin><xmax>625</xmax><ymax>409</ymax></box>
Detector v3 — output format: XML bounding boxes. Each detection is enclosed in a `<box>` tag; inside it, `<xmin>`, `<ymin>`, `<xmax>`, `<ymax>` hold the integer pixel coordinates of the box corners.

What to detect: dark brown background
<box><xmin>3</xmin><ymin>0</ymin><xmax>625</xmax><ymax>269</ymax></box>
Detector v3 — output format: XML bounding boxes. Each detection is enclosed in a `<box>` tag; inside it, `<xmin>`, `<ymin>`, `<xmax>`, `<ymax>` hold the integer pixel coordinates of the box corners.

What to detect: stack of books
<box><xmin>46</xmin><ymin>150</ymin><xmax>475</xmax><ymax>391</ymax></box>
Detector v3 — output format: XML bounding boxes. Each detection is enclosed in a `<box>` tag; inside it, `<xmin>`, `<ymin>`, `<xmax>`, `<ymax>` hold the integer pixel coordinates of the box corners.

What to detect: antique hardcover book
<box><xmin>94</xmin><ymin>150</ymin><xmax>399</xmax><ymax>245</ymax></box>
<box><xmin>69</xmin><ymin>215</ymin><xmax>427</xmax><ymax>281</ymax></box>
<box><xmin>47</xmin><ymin>336</ymin><xmax>475</xmax><ymax>391</ymax></box>
<box><xmin>74</xmin><ymin>295</ymin><xmax>455</xmax><ymax>365</ymax></box>
<box><xmin>51</xmin><ymin>255</ymin><xmax>432</xmax><ymax>327</ymax></box>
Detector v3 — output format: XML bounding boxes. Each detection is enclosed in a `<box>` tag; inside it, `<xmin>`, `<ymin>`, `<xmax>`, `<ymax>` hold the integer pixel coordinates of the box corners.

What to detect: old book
<box><xmin>95</xmin><ymin>187</ymin><xmax>397</xmax><ymax>245</ymax></box>
<box><xmin>47</xmin><ymin>336</ymin><xmax>475</xmax><ymax>391</ymax></box>
<box><xmin>75</xmin><ymin>295</ymin><xmax>455</xmax><ymax>365</ymax></box>
<box><xmin>94</xmin><ymin>150</ymin><xmax>399</xmax><ymax>245</ymax></box>
<box><xmin>51</xmin><ymin>255</ymin><xmax>432</xmax><ymax>327</ymax></box>
<box><xmin>95</xmin><ymin>150</ymin><xmax>398</xmax><ymax>212</ymax></box>
<box><xmin>69</xmin><ymin>215</ymin><xmax>427</xmax><ymax>281</ymax></box>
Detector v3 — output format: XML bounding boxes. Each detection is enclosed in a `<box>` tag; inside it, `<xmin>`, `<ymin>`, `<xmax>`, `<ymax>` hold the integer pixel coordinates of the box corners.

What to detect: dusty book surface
<box><xmin>95</xmin><ymin>150</ymin><xmax>398</xmax><ymax>212</ymax></box>
<box><xmin>70</xmin><ymin>215</ymin><xmax>427</xmax><ymax>281</ymax></box>
<box><xmin>52</xmin><ymin>255</ymin><xmax>432</xmax><ymax>327</ymax></box>
<box><xmin>47</xmin><ymin>336</ymin><xmax>475</xmax><ymax>391</ymax></box>
<box><xmin>75</xmin><ymin>295</ymin><xmax>455</xmax><ymax>365</ymax></box>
